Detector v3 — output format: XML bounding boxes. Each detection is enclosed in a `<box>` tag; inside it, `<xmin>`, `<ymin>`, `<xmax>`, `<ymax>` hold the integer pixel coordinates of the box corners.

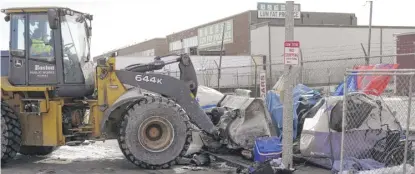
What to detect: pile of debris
<box><xmin>179</xmin><ymin>63</ymin><xmax>412</xmax><ymax>174</ymax></box>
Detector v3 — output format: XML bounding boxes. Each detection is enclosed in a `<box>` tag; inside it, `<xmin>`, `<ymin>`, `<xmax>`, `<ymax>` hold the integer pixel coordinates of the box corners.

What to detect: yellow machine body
<box><xmin>1</xmin><ymin>56</ymin><xmax>125</xmax><ymax>146</ymax></box>
<box><xmin>1</xmin><ymin>6</ymin><xmax>221</xmax><ymax>169</ymax></box>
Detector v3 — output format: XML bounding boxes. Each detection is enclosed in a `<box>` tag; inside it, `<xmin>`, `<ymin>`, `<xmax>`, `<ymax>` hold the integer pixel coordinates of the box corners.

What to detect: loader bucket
<box><xmin>218</xmin><ymin>95</ymin><xmax>276</xmax><ymax>149</ymax></box>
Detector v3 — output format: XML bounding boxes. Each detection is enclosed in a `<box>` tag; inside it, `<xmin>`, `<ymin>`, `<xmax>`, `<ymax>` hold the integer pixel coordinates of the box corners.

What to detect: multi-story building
<box><xmin>94</xmin><ymin>3</ymin><xmax>358</xmax><ymax>59</ymax></box>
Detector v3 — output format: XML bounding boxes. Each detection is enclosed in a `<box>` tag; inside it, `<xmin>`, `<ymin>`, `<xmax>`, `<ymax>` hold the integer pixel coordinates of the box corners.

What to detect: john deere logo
<box><xmin>14</xmin><ymin>60</ymin><xmax>23</xmax><ymax>68</ymax></box>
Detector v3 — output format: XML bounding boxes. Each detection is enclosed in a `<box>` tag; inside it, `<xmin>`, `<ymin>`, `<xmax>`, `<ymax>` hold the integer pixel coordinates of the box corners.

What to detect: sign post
<box><xmin>284</xmin><ymin>41</ymin><xmax>300</xmax><ymax>65</ymax></box>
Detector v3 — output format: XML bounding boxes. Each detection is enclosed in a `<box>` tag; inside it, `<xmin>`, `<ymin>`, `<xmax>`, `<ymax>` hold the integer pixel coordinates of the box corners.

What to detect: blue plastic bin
<box><xmin>253</xmin><ymin>136</ymin><xmax>282</xmax><ymax>163</ymax></box>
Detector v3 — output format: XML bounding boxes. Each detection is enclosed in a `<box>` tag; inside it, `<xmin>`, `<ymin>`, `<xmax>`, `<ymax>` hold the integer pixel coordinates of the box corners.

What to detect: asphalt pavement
<box><xmin>0</xmin><ymin>140</ymin><xmax>330</xmax><ymax>174</ymax></box>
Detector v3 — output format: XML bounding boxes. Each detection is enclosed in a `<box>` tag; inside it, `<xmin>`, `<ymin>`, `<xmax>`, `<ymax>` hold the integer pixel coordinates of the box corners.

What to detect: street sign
<box><xmin>284</xmin><ymin>41</ymin><xmax>300</xmax><ymax>65</ymax></box>
<box><xmin>259</xmin><ymin>71</ymin><xmax>267</xmax><ymax>99</ymax></box>
<box><xmin>257</xmin><ymin>2</ymin><xmax>301</xmax><ymax>19</ymax></box>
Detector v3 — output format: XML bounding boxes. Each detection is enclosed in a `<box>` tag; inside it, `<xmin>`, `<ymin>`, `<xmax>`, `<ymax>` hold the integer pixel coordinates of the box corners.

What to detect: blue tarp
<box><xmin>333</xmin><ymin>72</ymin><xmax>357</xmax><ymax>96</ymax></box>
<box><xmin>265</xmin><ymin>84</ymin><xmax>321</xmax><ymax>140</ymax></box>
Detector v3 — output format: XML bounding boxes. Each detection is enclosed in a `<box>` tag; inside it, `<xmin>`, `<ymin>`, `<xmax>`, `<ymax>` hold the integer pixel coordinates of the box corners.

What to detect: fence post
<box><xmin>250</xmin><ymin>56</ymin><xmax>258</xmax><ymax>97</ymax></box>
<box><xmin>340</xmin><ymin>72</ymin><xmax>348</xmax><ymax>173</ymax></box>
<box><xmin>300</xmin><ymin>48</ymin><xmax>304</xmax><ymax>84</ymax></box>
<box><xmin>236</xmin><ymin>70</ymin><xmax>240</xmax><ymax>88</ymax></box>
<box><xmin>380</xmin><ymin>28</ymin><xmax>383</xmax><ymax>63</ymax></box>
<box><xmin>403</xmin><ymin>74</ymin><xmax>413</xmax><ymax>174</ymax></box>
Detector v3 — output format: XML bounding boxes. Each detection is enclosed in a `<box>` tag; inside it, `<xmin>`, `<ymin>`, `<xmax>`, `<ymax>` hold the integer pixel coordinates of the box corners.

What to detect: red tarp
<box><xmin>353</xmin><ymin>64</ymin><xmax>399</xmax><ymax>96</ymax></box>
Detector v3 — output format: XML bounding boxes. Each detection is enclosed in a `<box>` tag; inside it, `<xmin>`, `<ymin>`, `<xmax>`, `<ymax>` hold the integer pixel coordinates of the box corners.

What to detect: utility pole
<box><xmin>282</xmin><ymin>0</ymin><xmax>294</xmax><ymax>169</ymax></box>
<box><xmin>366</xmin><ymin>0</ymin><xmax>373</xmax><ymax>65</ymax></box>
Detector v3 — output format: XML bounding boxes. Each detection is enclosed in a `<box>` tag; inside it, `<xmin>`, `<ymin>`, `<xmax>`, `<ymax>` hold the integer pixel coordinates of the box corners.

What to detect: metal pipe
<box><xmin>403</xmin><ymin>74</ymin><xmax>413</xmax><ymax>174</ymax></box>
<box><xmin>236</xmin><ymin>70</ymin><xmax>240</xmax><ymax>88</ymax></box>
<box><xmin>268</xmin><ymin>23</ymin><xmax>273</xmax><ymax>86</ymax></box>
<box><xmin>346</xmin><ymin>69</ymin><xmax>415</xmax><ymax>72</ymax></box>
<box><xmin>380</xmin><ymin>28</ymin><xmax>383</xmax><ymax>63</ymax></box>
<box><xmin>345</xmin><ymin>72</ymin><xmax>415</xmax><ymax>76</ymax></box>
<box><xmin>340</xmin><ymin>74</ymin><xmax>347</xmax><ymax>173</ymax></box>
<box><xmin>299</xmin><ymin>48</ymin><xmax>304</xmax><ymax>83</ymax></box>
<box><xmin>366</xmin><ymin>0</ymin><xmax>373</xmax><ymax>65</ymax></box>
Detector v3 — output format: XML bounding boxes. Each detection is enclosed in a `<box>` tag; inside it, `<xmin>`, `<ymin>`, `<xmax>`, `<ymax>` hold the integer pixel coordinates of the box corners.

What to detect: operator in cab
<box><xmin>30</xmin><ymin>27</ymin><xmax>53</xmax><ymax>59</ymax></box>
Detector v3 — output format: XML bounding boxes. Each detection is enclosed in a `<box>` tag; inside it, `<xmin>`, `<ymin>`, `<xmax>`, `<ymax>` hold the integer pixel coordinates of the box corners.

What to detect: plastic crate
<box><xmin>253</xmin><ymin>136</ymin><xmax>282</xmax><ymax>163</ymax></box>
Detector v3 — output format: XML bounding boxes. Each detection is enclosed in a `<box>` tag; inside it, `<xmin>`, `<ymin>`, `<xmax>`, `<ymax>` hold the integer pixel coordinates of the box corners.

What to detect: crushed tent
<box><xmin>298</xmin><ymin>93</ymin><xmax>409</xmax><ymax>171</ymax></box>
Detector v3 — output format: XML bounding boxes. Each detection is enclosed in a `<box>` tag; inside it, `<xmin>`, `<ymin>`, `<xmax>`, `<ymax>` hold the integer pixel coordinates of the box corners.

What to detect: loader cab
<box><xmin>2</xmin><ymin>7</ymin><xmax>95</xmax><ymax>97</ymax></box>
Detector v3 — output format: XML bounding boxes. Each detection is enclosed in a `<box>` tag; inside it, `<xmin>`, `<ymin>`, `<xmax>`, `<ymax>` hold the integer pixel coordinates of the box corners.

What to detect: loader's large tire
<box><xmin>19</xmin><ymin>146</ymin><xmax>57</xmax><ymax>156</ymax></box>
<box><xmin>118</xmin><ymin>96</ymin><xmax>192</xmax><ymax>169</ymax></box>
<box><xmin>1</xmin><ymin>101</ymin><xmax>22</xmax><ymax>165</ymax></box>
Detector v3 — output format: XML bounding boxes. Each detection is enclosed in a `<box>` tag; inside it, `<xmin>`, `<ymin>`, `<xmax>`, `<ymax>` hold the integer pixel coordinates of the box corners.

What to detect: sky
<box><xmin>0</xmin><ymin>0</ymin><xmax>414</xmax><ymax>57</ymax></box>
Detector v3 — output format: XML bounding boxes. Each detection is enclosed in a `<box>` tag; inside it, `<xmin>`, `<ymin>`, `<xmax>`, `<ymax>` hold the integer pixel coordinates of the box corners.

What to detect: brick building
<box><xmin>94</xmin><ymin>8</ymin><xmax>358</xmax><ymax>59</ymax></box>
<box><xmin>166</xmin><ymin>10</ymin><xmax>357</xmax><ymax>56</ymax></box>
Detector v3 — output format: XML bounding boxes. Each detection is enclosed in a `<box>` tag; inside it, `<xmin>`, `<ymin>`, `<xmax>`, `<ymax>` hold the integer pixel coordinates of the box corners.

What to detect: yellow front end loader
<box><xmin>1</xmin><ymin>7</ymin><xmax>274</xmax><ymax>169</ymax></box>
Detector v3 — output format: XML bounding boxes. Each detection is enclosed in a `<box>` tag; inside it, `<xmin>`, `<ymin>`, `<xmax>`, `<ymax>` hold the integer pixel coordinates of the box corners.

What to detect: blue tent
<box><xmin>265</xmin><ymin>84</ymin><xmax>321</xmax><ymax>140</ymax></box>
<box><xmin>333</xmin><ymin>72</ymin><xmax>357</xmax><ymax>96</ymax></box>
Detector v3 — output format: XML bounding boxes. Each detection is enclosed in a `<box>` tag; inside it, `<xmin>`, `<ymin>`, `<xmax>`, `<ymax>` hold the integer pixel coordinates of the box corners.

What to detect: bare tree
<box><xmin>197</xmin><ymin>56</ymin><xmax>216</xmax><ymax>87</ymax></box>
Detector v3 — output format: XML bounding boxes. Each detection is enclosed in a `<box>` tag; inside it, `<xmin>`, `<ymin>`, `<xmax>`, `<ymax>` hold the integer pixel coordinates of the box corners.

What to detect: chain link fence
<box><xmin>339</xmin><ymin>69</ymin><xmax>415</xmax><ymax>174</ymax></box>
<box><xmin>154</xmin><ymin>40</ymin><xmax>415</xmax><ymax>172</ymax></box>
<box><xmin>157</xmin><ymin>41</ymin><xmax>414</xmax><ymax>97</ymax></box>
<box><xmin>161</xmin><ymin>49</ymin><xmax>410</xmax><ymax>98</ymax></box>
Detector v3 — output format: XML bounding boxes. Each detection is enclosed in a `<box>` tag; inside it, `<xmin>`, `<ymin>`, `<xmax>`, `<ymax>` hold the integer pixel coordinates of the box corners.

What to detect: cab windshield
<box><xmin>61</xmin><ymin>12</ymin><xmax>90</xmax><ymax>64</ymax></box>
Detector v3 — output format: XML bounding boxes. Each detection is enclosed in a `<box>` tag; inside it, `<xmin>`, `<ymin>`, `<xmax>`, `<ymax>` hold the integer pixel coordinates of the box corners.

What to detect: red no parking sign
<box><xmin>284</xmin><ymin>41</ymin><xmax>300</xmax><ymax>65</ymax></box>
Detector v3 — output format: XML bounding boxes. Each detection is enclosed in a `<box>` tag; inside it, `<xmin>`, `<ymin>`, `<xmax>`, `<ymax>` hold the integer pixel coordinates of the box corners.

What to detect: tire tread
<box><xmin>1</xmin><ymin>101</ymin><xmax>22</xmax><ymax>165</ymax></box>
<box><xmin>117</xmin><ymin>96</ymin><xmax>192</xmax><ymax>169</ymax></box>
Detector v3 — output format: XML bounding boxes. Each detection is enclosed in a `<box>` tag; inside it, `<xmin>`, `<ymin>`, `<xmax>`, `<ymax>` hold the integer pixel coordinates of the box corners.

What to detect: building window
<box><xmin>169</xmin><ymin>40</ymin><xmax>182</xmax><ymax>51</ymax></box>
<box><xmin>127</xmin><ymin>49</ymin><xmax>155</xmax><ymax>56</ymax></box>
<box><xmin>183</xmin><ymin>36</ymin><xmax>198</xmax><ymax>48</ymax></box>
<box><xmin>169</xmin><ymin>36</ymin><xmax>198</xmax><ymax>52</ymax></box>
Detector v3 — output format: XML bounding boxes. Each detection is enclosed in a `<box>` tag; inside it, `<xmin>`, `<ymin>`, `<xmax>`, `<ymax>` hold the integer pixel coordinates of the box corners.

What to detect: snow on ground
<box><xmin>1</xmin><ymin>140</ymin><xmax>238</xmax><ymax>174</ymax></box>
<box><xmin>46</xmin><ymin>140</ymin><xmax>124</xmax><ymax>162</ymax></box>
<box><xmin>1</xmin><ymin>139</ymin><xmax>329</xmax><ymax>174</ymax></box>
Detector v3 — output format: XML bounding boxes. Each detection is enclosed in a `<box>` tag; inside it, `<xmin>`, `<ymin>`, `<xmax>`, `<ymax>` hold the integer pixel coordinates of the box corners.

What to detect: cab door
<box><xmin>27</xmin><ymin>13</ymin><xmax>58</xmax><ymax>85</ymax></box>
<box><xmin>8</xmin><ymin>13</ymin><xmax>26</xmax><ymax>85</ymax></box>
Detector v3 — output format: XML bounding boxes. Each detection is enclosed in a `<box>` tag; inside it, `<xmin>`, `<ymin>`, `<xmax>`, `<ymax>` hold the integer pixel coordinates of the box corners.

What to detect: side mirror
<box><xmin>47</xmin><ymin>9</ymin><xmax>59</xmax><ymax>29</ymax></box>
<box><xmin>4</xmin><ymin>15</ymin><xmax>10</xmax><ymax>22</ymax></box>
